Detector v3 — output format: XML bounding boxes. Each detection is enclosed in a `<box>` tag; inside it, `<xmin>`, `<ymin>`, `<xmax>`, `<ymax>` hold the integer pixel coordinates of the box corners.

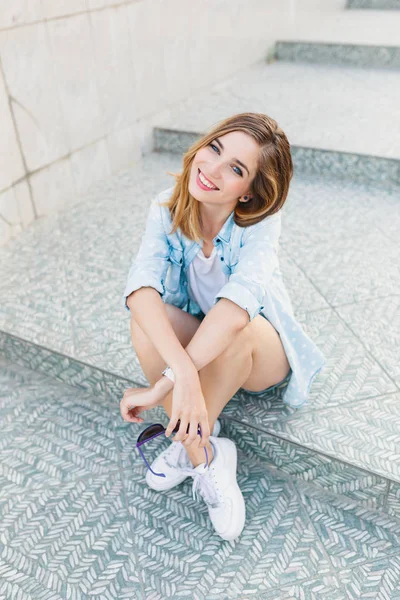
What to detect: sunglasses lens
<box><xmin>137</xmin><ymin>424</ymin><xmax>164</xmax><ymax>443</ymax></box>
<box><xmin>172</xmin><ymin>420</ymin><xmax>183</xmax><ymax>434</ymax></box>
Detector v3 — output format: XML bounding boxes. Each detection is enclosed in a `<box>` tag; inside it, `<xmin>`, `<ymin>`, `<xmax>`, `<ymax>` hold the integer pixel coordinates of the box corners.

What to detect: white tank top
<box><xmin>187</xmin><ymin>245</ymin><xmax>229</xmax><ymax>315</ymax></box>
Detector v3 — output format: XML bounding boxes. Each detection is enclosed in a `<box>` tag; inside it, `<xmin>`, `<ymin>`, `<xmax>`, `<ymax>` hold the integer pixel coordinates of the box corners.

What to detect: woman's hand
<box><xmin>120</xmin><ymin>386</ymin><xmax>160</xmax><ymax>423</ymax></box>
<box><xmin>165</xmin><ymin>371</ymin><xmax>210</xmax><ymax>449</ymax></box>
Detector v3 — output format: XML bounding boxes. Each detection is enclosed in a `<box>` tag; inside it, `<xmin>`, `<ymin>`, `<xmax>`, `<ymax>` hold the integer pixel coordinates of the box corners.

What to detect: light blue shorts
<box><xmin>241</xmin><ymin>369</ymin><xmax>292</xmax><ymax>395</ymax></box>
<box><xmin>192</xmin><ymin>308</ymin><xmax>292</xmax><ymax>395</ymax></box>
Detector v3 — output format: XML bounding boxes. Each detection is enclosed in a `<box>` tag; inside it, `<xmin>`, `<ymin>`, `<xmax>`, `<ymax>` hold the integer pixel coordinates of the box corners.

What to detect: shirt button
<box><xmin>220</xmin><ymin>257</ymin><xmax>224</xmax><ymax>261</ymax></box>
<box><xmin>216</xmin><ymin>238</ymin><xmax>220</xmax><ymax>243</ymax></box>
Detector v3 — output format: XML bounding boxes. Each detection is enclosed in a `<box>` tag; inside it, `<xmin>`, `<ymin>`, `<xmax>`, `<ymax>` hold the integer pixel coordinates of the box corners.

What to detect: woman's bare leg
<box><xmin>161</xmin><ymin>335</ymin><xmax>252</xmax><ymax>467</ymax></box>
<box><xmin>129</xmin><ymin>304</ymin><xmax>253</xmax><ymax>467</ymax></box>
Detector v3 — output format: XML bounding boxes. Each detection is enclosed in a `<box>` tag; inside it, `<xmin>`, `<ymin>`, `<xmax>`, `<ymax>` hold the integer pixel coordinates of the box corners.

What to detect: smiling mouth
<box><xmin>198</xmin><ymin>169</ymin><xmax>219</xmax><ymax>190</ymax></box>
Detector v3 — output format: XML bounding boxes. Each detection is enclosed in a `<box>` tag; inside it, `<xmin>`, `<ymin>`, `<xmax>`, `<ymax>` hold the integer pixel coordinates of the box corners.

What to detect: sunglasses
<box><xmin>136</xmin><ymin>420</ymin><xmax>209</xmax><ymax>477</ymax></box>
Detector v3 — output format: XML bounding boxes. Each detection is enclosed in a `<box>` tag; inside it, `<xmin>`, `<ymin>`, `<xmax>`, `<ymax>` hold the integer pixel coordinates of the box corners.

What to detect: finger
<box><xmin>172</xmin><ymin>415</ymin><xmax>189</xmax><ymax>442</ymax></box>
<box><xmin>123</xmin><ymin>410</ymin><xmax>144</xmax><ymax>423</ymax></box>
<box><xmin>165</xmin><ymin>414</ymin><xmax>180</xmax><ymax>438</ymax></box>
<box><xmin>122</xmin><ymin>403</ymin><xmax>144</xmax><ymax>423</ymax></box>
<box><xmin>197</xmin><ymin>417</ymin><xmax>211</xmax><ymax>448</ymax></box>
<box><xmin>127</xmin><ymin>412</ymin><xmax>144</xmax><ymax>423</ymax></box>
<box><xmin>183</xmin><ymin>417</ymin><xmax>201</xmax><ymax>447</ymax></box>
<box><xmin>120</xmin><ymin>398</ymin><xmax>134</xmax><ymax>419</ymax></box>
<box><xmin>120</xmin><ymin>402</ymin><xmax>131</xmax><ymax>422</ymax></box>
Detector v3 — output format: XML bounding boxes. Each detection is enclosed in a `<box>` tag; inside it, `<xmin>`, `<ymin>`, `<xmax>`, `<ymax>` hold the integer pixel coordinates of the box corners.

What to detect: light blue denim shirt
<box><xmin>123</xmin><ymin>186</ymin><xmax>326</xmax><ymax>408</ymax></box>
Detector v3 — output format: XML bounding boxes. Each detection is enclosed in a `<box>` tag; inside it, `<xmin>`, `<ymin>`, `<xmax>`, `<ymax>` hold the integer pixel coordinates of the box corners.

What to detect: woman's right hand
<box><xmin>120</xmin><ymin>386</ymin><xmax>160</xmax><ymax>423</ymax></box>
<box><xmin>165</xmin><ymin>370</ymin><xmax>210</xmax><ymax>450</ymax></box>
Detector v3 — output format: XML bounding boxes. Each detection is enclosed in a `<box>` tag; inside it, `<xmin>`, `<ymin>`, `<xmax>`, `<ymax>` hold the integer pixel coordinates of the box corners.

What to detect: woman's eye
<box><xmin>209</xmin><ymin>143</ymin><xmax>243</xmax><ymax>176</ymax></box>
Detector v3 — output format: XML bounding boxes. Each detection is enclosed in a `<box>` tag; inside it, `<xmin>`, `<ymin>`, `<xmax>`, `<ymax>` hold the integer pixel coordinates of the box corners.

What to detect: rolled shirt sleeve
<box><xmin>213</xmin><ymin>212</ymin><xmax>281</xmax><ymax>322</ymax></box>
<box><xmin>123</xmin><ymin>196</ymin><xmax>170</xmax><ymax>311</ymax></box>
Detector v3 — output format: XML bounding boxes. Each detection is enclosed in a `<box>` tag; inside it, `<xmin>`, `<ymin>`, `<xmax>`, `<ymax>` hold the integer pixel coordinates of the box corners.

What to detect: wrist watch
<box><xmin>161</xmin><ymin>366</ymin><xmax>175</xmax><ymax>382</ymax></box>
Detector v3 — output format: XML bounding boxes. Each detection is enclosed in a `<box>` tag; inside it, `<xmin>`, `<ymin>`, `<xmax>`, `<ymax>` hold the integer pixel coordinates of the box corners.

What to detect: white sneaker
<box><xmin>145</xmin><ymin>419</ymin><xmax>221</xmax><ymax>492</ymax></box>
<box><xmin>179</xmin><ymin>436</ymin><xmax>246</xmax><ymax>541</ymax></box>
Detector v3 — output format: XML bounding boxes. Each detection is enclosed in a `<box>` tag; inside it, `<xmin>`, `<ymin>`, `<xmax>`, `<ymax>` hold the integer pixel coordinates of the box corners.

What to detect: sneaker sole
<box><xmin>208</xmin><ymin>438</ymin><xmax>246</xmax><ymax>541</ymax></box>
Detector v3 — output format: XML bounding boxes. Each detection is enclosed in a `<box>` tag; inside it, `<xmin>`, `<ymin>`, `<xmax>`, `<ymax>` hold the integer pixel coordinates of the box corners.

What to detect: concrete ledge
<box><xmin>275</xmin><ymin>40</ymin><xmax>400</xmax><ymax>69</ymax></box>
<box><xmin>347</xmin><ymin>0</ymin><xmax>400</xmax><ymax>9</ymax></box>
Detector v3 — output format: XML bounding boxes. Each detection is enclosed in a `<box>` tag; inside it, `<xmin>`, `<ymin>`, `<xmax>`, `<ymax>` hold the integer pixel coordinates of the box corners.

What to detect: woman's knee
<box><xmin>217</xmin><ymin>324</ymin><xmax>253</xmax><ymax>363</ymax></box>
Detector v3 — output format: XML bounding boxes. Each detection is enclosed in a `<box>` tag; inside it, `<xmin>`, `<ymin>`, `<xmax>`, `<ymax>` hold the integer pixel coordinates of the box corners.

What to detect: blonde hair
<box><xmin>159</xmin><ymin>112</ymin><xmax>293</xmax><ymax>243</ymax></box>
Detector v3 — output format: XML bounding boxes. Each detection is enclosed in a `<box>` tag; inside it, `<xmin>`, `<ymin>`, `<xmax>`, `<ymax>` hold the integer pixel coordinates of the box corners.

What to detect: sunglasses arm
<box><xmin>137</xmin><ymin>445</ymin><xmax>166</xmax><ymax>477</ymax></box>
<box><xmin>136</xmin><ymin>425</ymin><xmax>209</xmax><ymax>478</ymax></box>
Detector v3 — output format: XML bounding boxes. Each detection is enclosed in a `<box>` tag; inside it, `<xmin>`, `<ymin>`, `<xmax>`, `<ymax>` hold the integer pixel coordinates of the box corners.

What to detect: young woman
<box><xmin>120</xmin><ymin>112</ymin><xmax>326</xmax><ymax>541</ymax></box>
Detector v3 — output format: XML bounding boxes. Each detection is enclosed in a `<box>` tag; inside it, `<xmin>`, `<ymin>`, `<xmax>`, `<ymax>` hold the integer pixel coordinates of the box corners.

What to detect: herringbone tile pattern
<box><xmin>2</xmin><ymin>358</ymin><xmax>400</xmax><ymax>599</ymax></box>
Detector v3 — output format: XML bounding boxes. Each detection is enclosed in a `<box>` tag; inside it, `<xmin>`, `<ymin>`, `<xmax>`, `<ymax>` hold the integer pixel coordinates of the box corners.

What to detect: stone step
<box><xmin>1</xmin><ymin>152</ymin><xmax>399</xmax><ymax>488</ymax></box>
<box><xmin>1</xmin><ymin>356</ymin><xmax>399</xmax><ymax>597</ymax></box>
<box><xmin>347</xmin><ymin>0</ymin><xmax>400</xmax><ymax>9</ymax></box>
<box><xmin>275</xmin><ymin>40</ymin><xmax>400</xmax><ymax>69</ymax></box>
<box><xmin>153</xmin><ymin>60</ymin><xmax>400</xmax><ymax>186</ymax></box>
<box><xmin>279</xmin><ymin>5</ymin><xmax>400</xmax><ymax>66</ymax></box>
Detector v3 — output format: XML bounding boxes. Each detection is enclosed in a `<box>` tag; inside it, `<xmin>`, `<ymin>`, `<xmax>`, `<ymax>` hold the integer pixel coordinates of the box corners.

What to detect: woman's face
<box><xmin>188</xmin><ymin>131</ymin><xmax>259</xmax><ymax>210</ymax></box>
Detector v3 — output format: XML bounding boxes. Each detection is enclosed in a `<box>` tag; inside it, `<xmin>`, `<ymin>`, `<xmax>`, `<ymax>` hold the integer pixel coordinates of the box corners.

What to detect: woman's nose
<box><xmin>208</xmin><ymin>165</ymin><xmax>222</xmax><ymax>181</ymax></box>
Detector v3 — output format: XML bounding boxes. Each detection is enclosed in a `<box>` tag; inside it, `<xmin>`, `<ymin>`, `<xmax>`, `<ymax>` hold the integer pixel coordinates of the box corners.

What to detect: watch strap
<box><xmin>161</xmin><ymin>366</ymin><xmax>175</xmax><ymax>382</ymax></box>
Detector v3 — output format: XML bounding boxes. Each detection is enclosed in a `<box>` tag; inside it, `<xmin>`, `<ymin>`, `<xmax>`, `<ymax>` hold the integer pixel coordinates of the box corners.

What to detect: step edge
<box><xmin>153</xmin><ymin>128</ymin><xmax>400</xmax><ymax>186</ymax></box>
<box><xmin>1</xmin><ymin>328</ymin><xmax>399</xmax><ymax>488</ymax></box>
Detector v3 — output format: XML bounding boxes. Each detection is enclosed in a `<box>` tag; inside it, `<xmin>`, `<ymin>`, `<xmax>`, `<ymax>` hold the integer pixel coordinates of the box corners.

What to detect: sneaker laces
<box><xmin>180</xmin><ymin>463</ymin><xmax>223</xmax><ymax>508</ymax></box>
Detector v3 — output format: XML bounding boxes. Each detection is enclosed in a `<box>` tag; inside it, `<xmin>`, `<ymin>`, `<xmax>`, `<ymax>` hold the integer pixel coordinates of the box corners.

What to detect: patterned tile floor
<box><xmin>1</xmin><ymin>357</ymin><xmax>400</xmax><ymax>600</ymax></box>
<box><xmin>0</xmin><ymin>151</ymin><xmax>399</xmax><ymax>489</ymax></box>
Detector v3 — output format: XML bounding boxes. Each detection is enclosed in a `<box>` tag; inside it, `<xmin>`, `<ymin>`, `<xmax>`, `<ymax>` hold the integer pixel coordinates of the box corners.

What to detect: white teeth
<box><xmin>199</xmin><ymin>170</ymin><xmax>217</xmax><ymax>189</ymax></box>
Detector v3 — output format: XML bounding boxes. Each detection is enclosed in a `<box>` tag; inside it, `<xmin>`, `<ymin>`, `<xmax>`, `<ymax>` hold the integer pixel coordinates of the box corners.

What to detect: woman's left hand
<box><xmin>165</xmin><ymin>370</ymin><xmax>211</xmax><ymax>449</ymax></box>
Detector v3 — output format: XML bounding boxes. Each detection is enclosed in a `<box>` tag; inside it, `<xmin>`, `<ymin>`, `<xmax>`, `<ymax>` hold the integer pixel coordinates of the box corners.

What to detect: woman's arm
<box><xmin>123</xmin><ymin>196</ymin><xmax>170</xmax><ymax>310</ymax></box>
<box><xmin>154</xmin><ymin>297</ymin><xmax>248</xmax><ymax>400</ymax></box>
<box><xmin>123</xmin><ymin>193</ymin><xmax>197</xmax><ymax>376</ymax></box>
<box><xmin>127</xmin><ymin>287</ymin><xmax>195</xmax><ymax>377</ymax></box>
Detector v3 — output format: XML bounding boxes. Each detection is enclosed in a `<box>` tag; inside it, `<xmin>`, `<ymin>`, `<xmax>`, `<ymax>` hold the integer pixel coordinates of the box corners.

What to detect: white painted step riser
<box><xmin>283</xmin><ymin>7</ymin><xmax>400</xmax><ymax>47</ymax></box>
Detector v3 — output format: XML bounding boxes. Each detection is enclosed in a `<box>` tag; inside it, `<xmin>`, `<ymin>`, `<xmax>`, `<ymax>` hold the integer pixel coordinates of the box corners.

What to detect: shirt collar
<box><xmin>212</xmin><ymin>210</ymin><xmax>235</xmax><ymax>244</ymax></box>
